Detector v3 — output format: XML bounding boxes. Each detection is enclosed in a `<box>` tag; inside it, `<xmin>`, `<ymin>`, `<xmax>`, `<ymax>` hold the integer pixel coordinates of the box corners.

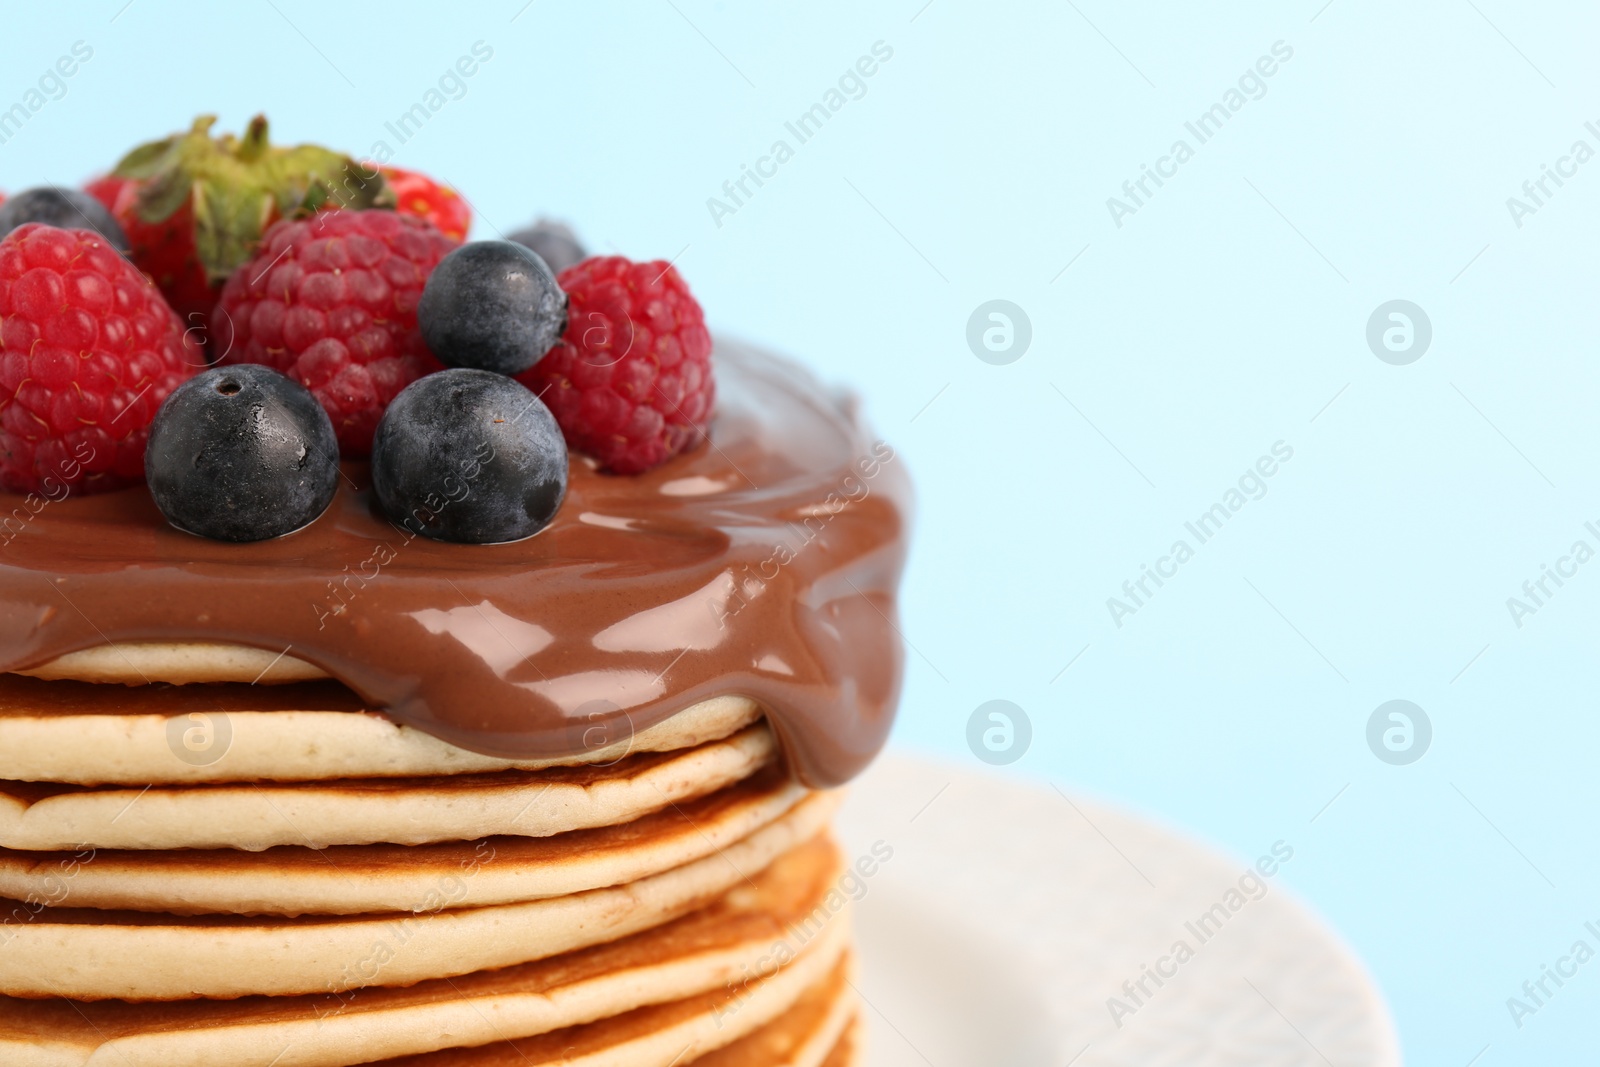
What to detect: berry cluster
<box><xmin>214</xmin><ymin>210</ymin><xmax>459</xmax><ymax>457</ymax></box>
<box><xmin>0</xmin><ymin>114</ymin><xmax>717</xmax><ymax>545</ymax></box>
<box><xmin>519</xmin><ymin>255</ymin><xmax>713</xmax><ymax>475</ymax></box>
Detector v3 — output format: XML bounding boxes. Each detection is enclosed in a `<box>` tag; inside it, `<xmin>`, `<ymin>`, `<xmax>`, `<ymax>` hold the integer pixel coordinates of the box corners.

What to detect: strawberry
<box><xmin>383</xmin><ymin>166</ymin><xmax>470</xmax><ymax>241</ymax></box>
<box><xmin>87</xmin><ymin>115</ymin><xmax>393</xmax><ymax>335</ymax></box>
<box><xmin>85</xmin><ymin>174</ymin><xmax>209</xmax><ymax>329</ymax></box>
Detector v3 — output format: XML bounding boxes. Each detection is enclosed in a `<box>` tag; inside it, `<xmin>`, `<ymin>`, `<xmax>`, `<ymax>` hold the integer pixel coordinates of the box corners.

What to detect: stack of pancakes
<box><xmin>0</xmin><ymin>643</ymin><xmax>859</xmax><ymax>1067</ymax></box>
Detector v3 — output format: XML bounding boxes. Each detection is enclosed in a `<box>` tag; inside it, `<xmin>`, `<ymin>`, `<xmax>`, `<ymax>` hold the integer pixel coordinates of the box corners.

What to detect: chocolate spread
<box><xmin>0</xmin><ymin>341</ymin><xmax>910</xmax><ymax>787</ymax></box>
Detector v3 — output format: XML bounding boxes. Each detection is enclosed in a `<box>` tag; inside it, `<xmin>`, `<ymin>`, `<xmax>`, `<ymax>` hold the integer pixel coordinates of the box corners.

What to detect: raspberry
<box><xmin>0</xmin><ymin>224</ymin><xmax>201</xmax><ymax>495</ymax></box>
<box><xmin>215</xmin><ymin>210</ymin><xmax>459</xmax><ymax>456</ymax></box>
<box><xmin>516</xmin><ymin>256</ymin><xmax>714</xmax><ymax>474</ymax></box>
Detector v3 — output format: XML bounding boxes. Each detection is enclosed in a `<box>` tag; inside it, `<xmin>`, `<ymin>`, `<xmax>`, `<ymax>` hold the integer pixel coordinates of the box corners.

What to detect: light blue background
<box><xmin>3</xmin><ymin>1</ymin><xmax>1597</xmax><ymax>1061</ymax></box>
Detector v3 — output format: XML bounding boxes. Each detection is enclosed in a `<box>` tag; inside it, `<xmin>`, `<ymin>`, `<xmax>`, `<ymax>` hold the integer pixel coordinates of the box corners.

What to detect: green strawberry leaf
<box><xmin>136</xmin><ymin>169</ymin><xmax>195</xmax><ymax>225</ymax></box>
<box><xmin>192</xmin><ymin>182</ymin><xmax>275</xmax><ymax>285</ymax></box>
<box><xmin>103</xmin><ymin>114</ymin><xmax>400</xmax><ymax>283</ymax></box>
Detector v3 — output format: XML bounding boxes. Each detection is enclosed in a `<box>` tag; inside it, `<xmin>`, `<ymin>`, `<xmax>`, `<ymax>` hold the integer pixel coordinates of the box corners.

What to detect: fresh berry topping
<box><xmin>145</xmin><ymin>365</ymin><xmax>339</xmax><ymax>541</ymax></box>
<box><xmin>88</xmin><ymin>115</ymin><xmax>391</xmax><ymax>328</ymax></box>
<box><xmin>0</xmin><ymin>187</ymin><xmax>127</xmax><ymax>250</ymax></box>
<box><xmin>215</xmin><ymin>210</ymin><xmax>459</xmax><ymax>456</ymax></box>
<box><xmin>508</xmin><ymin>219</ymin><xmax>586</xmax><ymax>275</ymax></box>
<box><xmin>85</xmin><ymin>174</ymin><xmax>213</xmax><ymax>331</ymax></box>
<box><xmin>0</xmin><ymin>223</ymin><xmax>201</xmax><ymax>495</ymax></box>
<box><xmin>417</xmin><ymin>241</ymin><xmax>567</xmax><ymax>376</ymax></box>
<box><xmin>372</xmin><ymin>369</ymin><xmax>567</xmax><ymax>544</ymax></box>
<box><xmin>384</xmin><ymin>166</ymin><xmax>470</xmax><ymax>242</ymax></box>
<box><xmin>515</xmin><ymin>256</ymin><xmax>713</xmax><ymax>475</ymax></box>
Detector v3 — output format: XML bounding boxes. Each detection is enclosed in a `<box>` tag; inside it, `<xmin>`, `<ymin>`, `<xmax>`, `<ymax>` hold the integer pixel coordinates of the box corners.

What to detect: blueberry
<box><xmin>0</xmin><ymin>187</ymin><xmax>128</xmax><ymax>250</ymax></box>
<box><xmin>372</xmin><ymin>369</ymin><xmax>568</xmax><ymax>544</ymax></box>
<box><xmin>145</xmin><ymin>366</ymin><xmax>340</xmax><ymax>542</ymax></box>
<box><xmin>507</xmin><ymin>219</ymin><xmax>586</xmax><ymax>275</ymax></box>
<box><xmin>417</xmin><ymin>241</ymin><xmax>568</xmax><ymax>376</ymax></box>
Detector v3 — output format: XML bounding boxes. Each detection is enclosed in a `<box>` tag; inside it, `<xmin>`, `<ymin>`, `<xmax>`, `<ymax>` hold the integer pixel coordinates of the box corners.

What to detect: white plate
<box><xmin>835</xmin><ymin>752</ymin><xmax>1402</xmax><ymax>1066</ymax></box>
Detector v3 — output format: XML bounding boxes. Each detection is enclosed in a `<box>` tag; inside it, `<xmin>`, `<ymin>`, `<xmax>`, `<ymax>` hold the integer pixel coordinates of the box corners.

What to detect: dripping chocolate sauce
<box><xmin>0</xmin><ymin>342</ymin><xmax>910</xmax><ymax>788</ymax></box>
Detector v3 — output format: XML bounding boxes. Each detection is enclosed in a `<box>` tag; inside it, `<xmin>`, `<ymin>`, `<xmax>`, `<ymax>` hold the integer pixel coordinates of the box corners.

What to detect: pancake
<box><xmin>16</xmin><ymin>641</ymin><xmax>332</xmax><ymax>685</ymax></box>
<box><xmin>692</xmin><ymin>952</ymin><xmax>858</xmax><ymax>1067</ymax></box>
<box><xmin>0</xmin><ymin>768</ymin><xmax>811</xmax><ymax>916</ymax></box>
<box><xmin>0</xmin><ymin>795</ymin><xmax>838</xmax><ymax>1000</ymax></box>
<box><xmin>0</xmin><ymin>725</ymin><xmax>776</xmax><ymax>851</ymax></box>
<box><xmin>371</xmin><ymin>945</ymin><xmax>855</xmax><ymax>1067</ymax></box>
<box><xmin>0</xmin><ymin>336</ymin><xmax>903</xmax><ymax>1063</ymax></box>
<box><xmin>818</xmin><ymin>1020</ymin><xmax>860</xmax><ymax>1067</ymax></box>
<box><xmin>0</xmin><ymin>672</ymin><xmax>761</xmax><ymax>786</ymax></box>
<box><xmin>0</xmin><ymin>836</ymin><xmax>850</xmax><ymax>1067</ymax></box>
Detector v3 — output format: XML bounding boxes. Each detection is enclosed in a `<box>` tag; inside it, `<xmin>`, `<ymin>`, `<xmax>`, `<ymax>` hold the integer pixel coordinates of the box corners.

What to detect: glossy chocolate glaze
<box><xmin>0</xmin><ymin>341</ymin><xmax>909</xmax><ymax>787</ymax></box>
